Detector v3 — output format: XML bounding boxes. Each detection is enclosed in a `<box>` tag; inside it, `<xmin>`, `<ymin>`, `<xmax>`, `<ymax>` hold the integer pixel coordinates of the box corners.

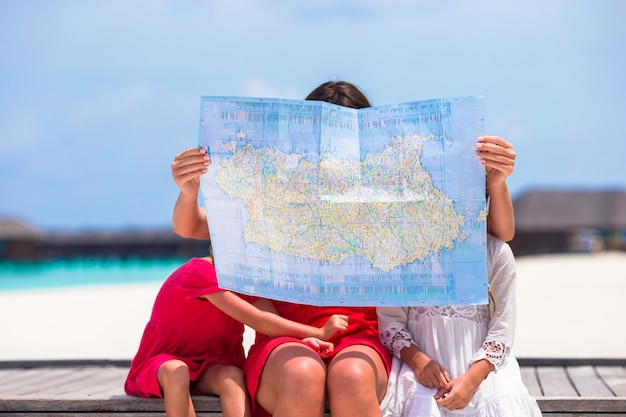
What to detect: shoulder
<box><xmin>487</xmin><ymin>234</ymin><xmax>515</xmax><ymax>272</ymax></box>
<box><xmin>487</xmin><ymin>234</ymin><xmax>513</xmax><ymax>257</ymax></box>
<box><xmin>166</xmin><ymin>257</ymin><xmax>219</xmax><ymax>289</ymax></box>
<box><xmin>170</xmin><ymin>257</ymin><xmax>215</xmax><ymax>277</ymax></box>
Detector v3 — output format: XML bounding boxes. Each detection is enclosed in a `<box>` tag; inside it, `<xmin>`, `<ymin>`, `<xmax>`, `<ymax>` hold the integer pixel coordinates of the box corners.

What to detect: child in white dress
<box><xmin>378</xmin><ymin>234</ymin><xmax>542</xmax><ymax>417</ymax></box>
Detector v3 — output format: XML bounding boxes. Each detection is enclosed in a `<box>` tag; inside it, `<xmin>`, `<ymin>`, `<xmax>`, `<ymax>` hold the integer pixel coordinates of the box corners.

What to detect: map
<box><xmin>198</xmin><ymin>96</ymin><xmax>487</xmax><ymax>306</ymax></box>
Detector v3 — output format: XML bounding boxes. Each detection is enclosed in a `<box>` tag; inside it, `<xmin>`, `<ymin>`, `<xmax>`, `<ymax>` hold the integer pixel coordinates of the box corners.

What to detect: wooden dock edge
<box><xmin>1</xmin><ymin>358</ymin><xmax>625</xmax><ymax>416</ymax></box>
<box><xmin>3</xmin><ymin>396</ymin><xmax>626</xmax><ymax>414</ymax></box>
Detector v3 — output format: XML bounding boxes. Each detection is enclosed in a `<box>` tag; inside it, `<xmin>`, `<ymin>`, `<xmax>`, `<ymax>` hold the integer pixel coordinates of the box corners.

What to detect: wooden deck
<box><xmin>0</xmin><ymin>359</ymin><xmax>625</xmax><ymax>416</ymax></box>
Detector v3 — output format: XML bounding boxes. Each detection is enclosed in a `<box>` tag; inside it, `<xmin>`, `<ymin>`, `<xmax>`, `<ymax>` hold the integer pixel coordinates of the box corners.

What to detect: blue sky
<box><xmin>1</xmin><ymin>0</ymin><xmax>624</xmax><ymax>231</ymax></box>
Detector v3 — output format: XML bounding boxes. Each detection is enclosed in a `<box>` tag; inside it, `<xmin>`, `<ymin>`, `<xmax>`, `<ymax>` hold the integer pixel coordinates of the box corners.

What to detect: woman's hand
<box><xmin>171</xmin><ymin>147</ymin><xmax>210</xmax><ymax>196</ymax></box>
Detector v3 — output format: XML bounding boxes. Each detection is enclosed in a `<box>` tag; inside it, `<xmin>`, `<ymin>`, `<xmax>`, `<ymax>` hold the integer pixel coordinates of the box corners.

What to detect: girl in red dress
<box><xmin>125</xmin><ymin>256</ymin><xmax>346</xmax><ymax>417</ymax></box>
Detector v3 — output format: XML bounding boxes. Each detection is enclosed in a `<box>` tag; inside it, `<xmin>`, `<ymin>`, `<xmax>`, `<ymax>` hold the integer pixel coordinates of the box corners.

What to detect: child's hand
<box><xmin>434</xmin><ymin>374</ymin><xmax>480</xmax><ymax>410</ymax></box>
<box><xmin>320</xmin><ymin>314</ymin><xmax>348</xmax><ymax>341</ymax></box>
<box><xmin>413</xmin><ymin>357</ymin><xmax>450</xmax><ymax>389</ymax></box>
<box><xmin>476</xmin><ymin>136</ymin><xmax>516</xmax><ymax>188</ymax></box>
<box><xmin>171</xmin><ymin>147</ymin><xmax>209</xmax><ymax>195</ymax></box>
<box><xmin>302</xmin><ymin>337</ymin><xmax>335</xmax><ymax>355</ymax></box>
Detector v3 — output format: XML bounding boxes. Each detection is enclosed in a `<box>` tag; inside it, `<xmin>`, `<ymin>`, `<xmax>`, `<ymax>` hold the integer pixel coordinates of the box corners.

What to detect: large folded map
<box><xmin>198</xmin><ymin>96</ymin><xmax>487</xmax><ymax>306</ymax></box>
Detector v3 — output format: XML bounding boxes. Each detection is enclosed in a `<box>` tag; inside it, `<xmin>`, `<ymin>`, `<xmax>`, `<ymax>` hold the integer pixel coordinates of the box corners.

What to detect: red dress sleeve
<box><xmin>173</xmin><ymin>257</ymin><xmax>223</xmax><ymax>300</ymax></box>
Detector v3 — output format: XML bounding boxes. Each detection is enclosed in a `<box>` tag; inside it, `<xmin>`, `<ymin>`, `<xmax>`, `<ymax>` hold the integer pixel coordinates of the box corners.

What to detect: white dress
<box><xmin>377</xmin><ymin>235</ymin><xmax>542</xmax><ymax>417</ymax></box>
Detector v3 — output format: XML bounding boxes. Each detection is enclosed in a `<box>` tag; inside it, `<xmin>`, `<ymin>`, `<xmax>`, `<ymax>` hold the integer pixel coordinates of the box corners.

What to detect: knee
<box><xmin>157</xmin><ymin>360</ymin><xmax>190</xmax><ymax>389</ymax></box>
<box><xmin>282</xmin><ymin>356</ymin><xmax>326</xmax><ymax>386</ymax></box>
<box><xmin>256</xmin><ymin>348</ymin><xmax>327</xmax><ymax>414</ymax></box>
<box><xmin>265</xmin><ymin>357</ymin><xmax>326</xmax><ymax>412</ymax></box>
<box><xmin>327</xmin><ymin>355</ymin><xmax>387</xmax><ymax>403</ymax></box>
<box><xmin>259</xmin><ymin>345</ymin><xmax>327</xmax><ymax>402</ymax></box>
<box><xmin>215</xmin><ymin>364</ymin><xmax>246</xmax><ymax>388</ymax></box>
<box><xmin>328</xmin><ymin>358</ymin><xmax>371</xmax><ymax>389</ymax></box>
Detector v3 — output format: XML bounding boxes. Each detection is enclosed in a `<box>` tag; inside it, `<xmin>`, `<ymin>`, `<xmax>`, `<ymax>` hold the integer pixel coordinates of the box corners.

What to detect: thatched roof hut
<box><xmin>0</xmin><ymin>218</ymin><xmax>46</xmax><ymax>240</ymax></box>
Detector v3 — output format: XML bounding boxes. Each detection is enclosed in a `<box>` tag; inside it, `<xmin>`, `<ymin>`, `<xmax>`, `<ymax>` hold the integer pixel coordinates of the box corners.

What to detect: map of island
<box><xmin>216</xmin><ymin>133</ymin><xmax>465</xmax><ymax>272</ymax></box>
<box><xmin>199</xmin><ymin>96</ymin><xmax>487</xmax><ymax>307</ymax></box>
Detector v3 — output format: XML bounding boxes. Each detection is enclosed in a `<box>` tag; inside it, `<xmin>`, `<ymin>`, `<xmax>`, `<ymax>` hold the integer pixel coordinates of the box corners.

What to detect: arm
<box><xmin>435</xmin><ymin>235</ymin><xmax>517</xmax><ymax>410</ymax></box>
<box><xmin>377</xmin><ymin>307</ymin><xmax>449</xmax><ymax>388</ymax></box>
<box><xmin>171</xmin><ymin>148</ymin><xmax>211</xmax><ymax>240</ymax></box>
<box><xmin>477</xmin><ymin>136</ymin><xmax>516</xmax><ymax>242</ymax></box>
<box><xmin>203</xmin><ymin>291</ymin><xmax>347</xmax><ymax>340</ymax></box>
<box><xmin>477</xmin><ymin>235</ymin><xmax>517</xmax><ymax>367</ymax></box>
<box><xmin>252</xmin><ymin>298</ymin><xmax>348</xmax><ymax>341</ymax></box>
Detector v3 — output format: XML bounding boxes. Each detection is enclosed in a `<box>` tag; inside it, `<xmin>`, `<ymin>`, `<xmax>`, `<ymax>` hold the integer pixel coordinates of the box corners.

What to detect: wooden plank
<box><xmin>73</xmin><ymin>370</ymin><xmax>128</xmax><ymax>397</ymax></box>
<box><xmin>81</xmin><ymin>379</ymin><xmax>127</xmax><ymax>398</ymax></box>
<box><xmin>0</xmin><ymin>369</ymin><xmax>41</xmax><ymax>387</ymax></box>
<box><xmin>3</xmin><ymin>362</ymin><xmax>626</xmax><ymax>416</ymax></box>
<box><xmin>0</xmin><ymin>368</ymin><xmax>80</xmax><ymax>396</ymax></box>
<box><xmin>597</xmin><ymin>365</ymin><xmax>626</xmax><ymax>396</ymax></box>
<box><xmin>567</xmin><ymin>365</ymin><xmax>614</xmax><ymax>397</ymax></box>
<box><xmin>0</xmin><ymin>412</ymin><xmax>222</xmax><ymax>417</ymax></box>
<box><xmin>36</xmin><ymin>367</ymin><xmax>124</xmax><ymax>397</ymax></box>
<box><xmin>518</xmin><ymin>357</ymin><xmax>626</xmax><ymax>367</ymax></box>
<box><xmin>0</xmin><ymin>366</ymin><xmax>127</xmax><ymax>399</ymax></box>
<box><xmin>540</xmin><ymin>414</ymin><xmax>626</xmax><ymax>417</ymax></box>
<box><xmin>536</xmin><ymin>366</ymin><xmax>578</xmax><ymax>397</ymax></box>
<box><xmin>24</xmin><ymin>368</ymin><xmax>116</xmax><ymax>397</ymax></box>
<box><xmin>520</xmin><ymin>366</ymin><xmax>543</xmax><ymax>397</ymax></box>
<box><xmin>0</xmin><ymin>360</ymin><xmax>131</xmax><ymax>369</ymax></box>
<box><xmin>0</xmin><ymin>396</ymin><xmax>222</xmax><ymax>412</ymax></box>
<box><xmin>0</xmin><ymin>368</ymin><xmax>72</xmax><ymax>389</ymax></box>
<box><xmin>537</xmin><ymin>397</ymin><xmax>626</xmax><ymax>413</ymax></box>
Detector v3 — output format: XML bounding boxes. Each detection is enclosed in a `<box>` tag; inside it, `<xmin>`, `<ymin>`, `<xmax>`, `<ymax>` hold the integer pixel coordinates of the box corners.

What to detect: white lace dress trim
<box><xmin>379</xmin><ymin>305</ymin><xmax>510</xmax><ymax>369</ymax></box>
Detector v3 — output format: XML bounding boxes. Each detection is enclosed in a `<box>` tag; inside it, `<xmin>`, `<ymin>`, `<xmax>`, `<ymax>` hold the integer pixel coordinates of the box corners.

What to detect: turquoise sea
<box><xmin>0</xmin><ymin>258</ymin><xmax>188</xmax><ymax>292</ymax></box>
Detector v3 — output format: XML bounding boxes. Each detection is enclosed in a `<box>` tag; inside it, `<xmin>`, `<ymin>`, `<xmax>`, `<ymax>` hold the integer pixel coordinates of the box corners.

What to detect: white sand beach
<box><xmin>1</xmin><ymin>252</ymin><xmax>625</xmax><ymax>361</ymax></box>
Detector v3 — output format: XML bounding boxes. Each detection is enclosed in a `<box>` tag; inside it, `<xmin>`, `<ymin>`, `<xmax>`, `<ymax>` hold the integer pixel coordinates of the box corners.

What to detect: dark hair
<box><xmin>305</xmin><ymin>81</ymin><xmax>371</xmax><ymax>109</ymax></box>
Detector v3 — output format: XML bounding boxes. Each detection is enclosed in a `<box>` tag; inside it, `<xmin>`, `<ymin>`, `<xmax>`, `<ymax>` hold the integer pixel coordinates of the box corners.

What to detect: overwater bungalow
<box><xmin>510</xmin><ymin>188</ymin><xmax>626</xmax><ymax>256</ymax></box>
<box><xmin>0</xmin><ymin>218</ymin><xmax>210</xmax><ymax>261</ymax></box>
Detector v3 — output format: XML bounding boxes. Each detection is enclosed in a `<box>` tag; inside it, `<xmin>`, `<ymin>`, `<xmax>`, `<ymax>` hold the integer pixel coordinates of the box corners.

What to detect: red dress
<box><xmin>244</xmin><ymin>301</ymin><xmax>392</xmax><ymax>416</ymax></box>
<box><xmin>125</xmin><ymin>258</ymin><xmax>249</xmax><ymax>398</ymax></box>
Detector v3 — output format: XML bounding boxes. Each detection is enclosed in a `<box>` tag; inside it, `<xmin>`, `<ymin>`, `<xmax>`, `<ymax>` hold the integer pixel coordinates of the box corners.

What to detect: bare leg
<box><xmin>157</xmin><ymin>359</ymin><xmax>195</xmax><ymax>417</ymax></box>
<box><xmin>255</xmin><ymin>342</ymin><xmax>327</xmax><ymax>417</ymax></box>
<box><xmin>326</xmin><ymin>345</ymin><xmax>388</xmax><ymax>417</ymax></box>
<box><xmin>195</xmin><ymin>364</ymin><xmax>250</xmax><ymax>417</ymax></box>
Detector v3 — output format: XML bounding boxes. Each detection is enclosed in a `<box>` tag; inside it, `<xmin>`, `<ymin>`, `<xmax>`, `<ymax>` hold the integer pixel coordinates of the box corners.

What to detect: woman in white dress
<box><xmin>378</xmin><ymin>234</ymin><xmax>542</xmax><ymax>417</ymax></box>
